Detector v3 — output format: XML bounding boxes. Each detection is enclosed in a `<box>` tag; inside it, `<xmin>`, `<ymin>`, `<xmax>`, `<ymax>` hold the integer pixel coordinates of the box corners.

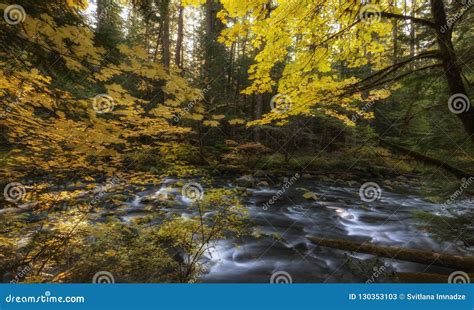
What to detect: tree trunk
<box><xmin>430</xmin><ymin>0</ymin><xmax>474</xmax><ymax>142</ymax></box>
<box><xmin>153</xmin><ymin>24</ymin><xmax>162</xmax><ymax>63</ymax></box>
<box><xmin>205</xmin><ymin>0</ymin><xmax>213</xmax><ymax>38</ymax></box>
<box><xmin>392</xmin><ymin>15</ymin><xmax>398</xmax><ymax>63</ymax></box>
<box><xmin>308</xmin><ymin>236</ymin><xmax>474</xmax><ymax>272</ymax></box>
<box><xmin>254</xmin><ymin>94</ymin><xmax>264</xmax><ymax>142</ymax></box>
<box><xmin>409</xmin><ymin>0</ymin><xmax>416</xmax><ymax>70</ymax></box>
<box><xmin>96</xmin><ymin>0</ymin><xmax>106</xmax><ymax>32</ymax></box>
<box><xmin>203</xmin><ymin>0</ymin><xmax>213</xmax><ymax>77</ymax></box>
<box><xmin>175</xmin><ymin>4</ymin><xmax>184</xmax><ymax>68</ymax></box>
<box><xmin>160</xmin><ymin>0</ymin><xmax>170</xmax><ymax>69</ymax></box>
<box><xmin>252</xmin><ymin>1</ymin><xmax>273</xmax><ymax>143</ymax></box>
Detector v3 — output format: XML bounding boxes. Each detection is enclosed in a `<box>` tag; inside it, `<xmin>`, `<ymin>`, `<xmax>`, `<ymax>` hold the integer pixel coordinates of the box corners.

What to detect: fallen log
<box><xmin>308</xmin><ymin>236</ymin><xmax>474</xmax><ymax>272</ymax></box>
<box><xmin>379</xmin><ymin>139</ymin><xmax>469</xmax><ymax>179</ymax></box>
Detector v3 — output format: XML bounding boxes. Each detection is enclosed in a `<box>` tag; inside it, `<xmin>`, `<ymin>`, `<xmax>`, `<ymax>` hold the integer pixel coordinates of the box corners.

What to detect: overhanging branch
<box><xmin>355</xmin><ymin>64</ymin><xmax>443</xmax><ymax>92</ymax></box>
<box><xmin>379</xmin><ymin>12</ymin><xmax>435</xmax><ymax>28</ymax></box>
<box><xmin>346</xmin><ymin>51</ymin><xmax>441</xmax><ymax>93</ymax></box>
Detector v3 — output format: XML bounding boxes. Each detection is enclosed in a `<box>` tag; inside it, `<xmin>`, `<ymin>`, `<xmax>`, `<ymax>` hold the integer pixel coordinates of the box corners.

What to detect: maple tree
<box><xmin>0</xmin><ymin>0</ymin><xmax>238</xmax><ymax>179</ymax></box>
<box><xmin>216</xmin><ymin>0</ymin><xmax>472</xmax><ymax>140</ymax></box>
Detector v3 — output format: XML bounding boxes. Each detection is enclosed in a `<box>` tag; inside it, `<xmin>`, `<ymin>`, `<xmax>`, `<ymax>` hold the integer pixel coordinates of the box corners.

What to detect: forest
<box><xmin>0</xmin><ymin>0</ymin><xmax>473</xmax><ymax>284</ymax></box>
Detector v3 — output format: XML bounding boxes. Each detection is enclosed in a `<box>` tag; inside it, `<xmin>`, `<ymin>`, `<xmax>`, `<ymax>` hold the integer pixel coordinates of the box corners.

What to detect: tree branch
<box><xmin>355</xmin><ymin>64</ymin><xmax>443</xmax><ymax>92</ymax></box>
<box><xmin>379</xmin><ymin>12</ymin><xmax>435</xmax><ymax>28</ymax></box>
<box><xmin>308</xmin><ymin>236</ymin><xmax>474</xmax><ymax>271</ymax></box>
<box><xmin>450</xmin><ymin>4</ymin><xmax>473</xmax><ymax>32</ymax></box>
<box><xmin>346</xmin><ymin>51</ymin><xmax>441</xmax><ymax>93</ymax></box>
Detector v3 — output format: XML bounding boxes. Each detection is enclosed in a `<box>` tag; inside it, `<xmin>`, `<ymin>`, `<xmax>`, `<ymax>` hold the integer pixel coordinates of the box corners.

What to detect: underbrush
<box><xmin>0</xmin><ymin>187</ymin><xmax>248</xmax><ymax>283</ymax></box>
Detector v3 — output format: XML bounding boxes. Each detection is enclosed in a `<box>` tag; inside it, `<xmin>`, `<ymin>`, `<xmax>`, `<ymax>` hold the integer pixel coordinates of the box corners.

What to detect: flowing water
<box><xmin>107</xmin><ymin>177</ymin><xmax>473</xmax><ymax>283</ymax></box>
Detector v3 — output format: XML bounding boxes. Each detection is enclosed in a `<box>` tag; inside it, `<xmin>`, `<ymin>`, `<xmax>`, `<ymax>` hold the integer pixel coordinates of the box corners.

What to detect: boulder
<box><xmin>303</xmin><ymin>192</ymin><xmax>319</xmax><ymax>201</ymax></box>
<box><xmin>235</xmin><ymin>175</ymin><xmax>255</xmax><ymax>187</ymax></box>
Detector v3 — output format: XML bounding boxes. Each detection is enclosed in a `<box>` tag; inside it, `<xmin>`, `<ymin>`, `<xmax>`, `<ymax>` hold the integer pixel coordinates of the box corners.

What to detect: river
<box><xmin>106</xmin><ymin>177</ymin><xmax>473</xmax><ymax>283</ymax></box>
